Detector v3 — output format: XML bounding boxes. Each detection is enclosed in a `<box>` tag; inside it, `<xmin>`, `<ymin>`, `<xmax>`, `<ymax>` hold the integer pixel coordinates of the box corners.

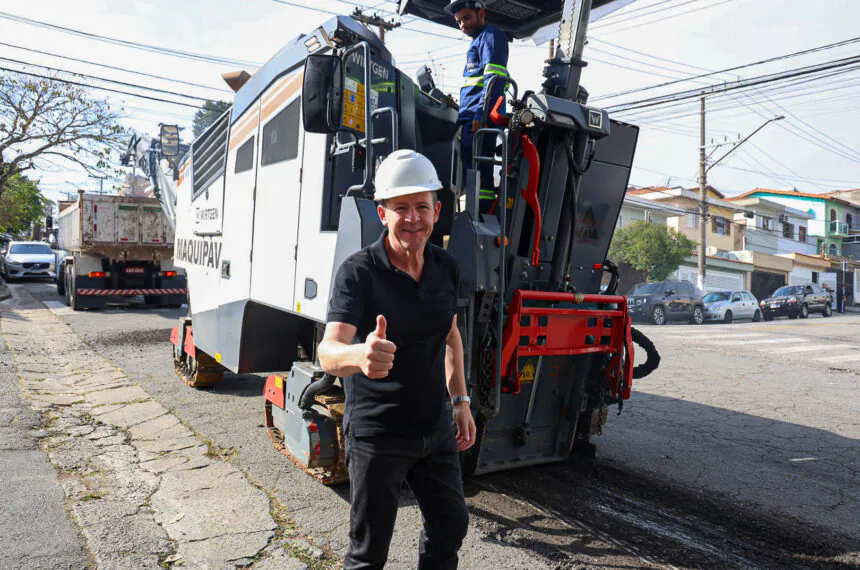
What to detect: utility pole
<box><xmin>698</xmin><ymin>96</ymin><xmax>707</xmax><ymax>292</ymax></box>
<box><xmin>696</xmin><ymin>95</ymin><xmax>784</xmax><ymax>292</ymax></box>
<box><xmin>351</xmin><ymin>8</ymin><xmax>401</xmax><ymax>43</ymax></box>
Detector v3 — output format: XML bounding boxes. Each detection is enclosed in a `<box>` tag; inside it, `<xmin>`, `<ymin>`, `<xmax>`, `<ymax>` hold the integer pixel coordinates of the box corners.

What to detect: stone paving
<box><xmin>0</xmin><ymin>289</ymin><xmax>313</xmax><ymax>568</ymax></box>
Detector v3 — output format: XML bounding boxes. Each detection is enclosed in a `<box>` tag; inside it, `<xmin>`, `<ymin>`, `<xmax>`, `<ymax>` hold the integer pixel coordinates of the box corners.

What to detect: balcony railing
<box><xmin>828</xmin><ymin>221</ymin><xmax>850</xmax><ymax>236</ymax></box>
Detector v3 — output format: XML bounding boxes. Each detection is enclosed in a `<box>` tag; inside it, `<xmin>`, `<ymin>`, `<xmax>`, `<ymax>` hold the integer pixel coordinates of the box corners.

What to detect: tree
<box><xmin>0</xmin><ymin>174</ymin><xmax>50</xmax><ymax>238</ymax></box>
<box><xmin>609</xmin><ymin>220</ymin><xmax>697</xmax><ymax>282</ymax></box>
<box><xmin>192</xmin><ymin>100</ymin><xmax>231</xmax><ymax>138</ymax></box>
<box><xmin>0</xmin><ymin>71</ymin><xmax>125</xmax><ymax>202</ymax></box>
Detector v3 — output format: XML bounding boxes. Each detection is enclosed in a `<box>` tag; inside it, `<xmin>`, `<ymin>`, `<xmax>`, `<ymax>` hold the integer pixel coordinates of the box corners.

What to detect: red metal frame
<box><xmin>183</xmin><ymin>326</ymin><xmax>197</xmax><ymax>360</ymax></box>
<box><xmin>499</xmin><ymin>290</ymin><xmax>634</xmax><ymax>399</ymax></box>
<box><xmin>263</xmin><ymin>374</ymin><xmax>286</xmax><ymax>409</ymax></box>
<box><xmin>170</xmin><ymin>326</ymin><xmax>181</xmax><ymax>347</ymax></box>
<box><xmin>519</xmin><ymin>134</ymin><xmax>542</xmax><ymax>267</ymax></box>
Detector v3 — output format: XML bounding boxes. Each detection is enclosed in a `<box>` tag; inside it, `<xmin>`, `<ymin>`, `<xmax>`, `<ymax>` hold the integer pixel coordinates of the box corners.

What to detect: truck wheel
<box><xmin>823</xmin><ymin>303</ymin><xmax>832</xmax><ymax>317</ymax></box>
<box><xmin>753</xmin><ymin>310</ymin><xmax>762</xmax><ymax>322</ymax></box>
<box><xmin>723</xmin><ymin>310</ymin><xmax>733</xmax><ymax>324</ymax></box>
<box><xmin>56</xmin><ymin>266</ymin><xmax>66</xmax><ymax>296</ymax></box>
<box><xmin>799</xmin><ymin>304</ymin><xmax>809</xmax><ymax>319</ymax></box>
<box><xmin>66</xmin><ymin>268</ymin><xmax>81</xmax><ymax>311</ymax></box>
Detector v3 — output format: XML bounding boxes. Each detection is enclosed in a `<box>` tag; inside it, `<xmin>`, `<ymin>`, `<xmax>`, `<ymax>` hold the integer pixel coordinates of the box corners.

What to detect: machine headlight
<box><xmin>787</xmin><ymin>297</ymin><xmax>798</xmax><ymax>304</ymax></box>
<box><xmin>760</xmin><ymin>300</ymin><xmax>766</xmax><ymax>307</ymax></box>
<box><xmin>635</xmin><ymin>298</ymin><xmax>644</xmax><ymax>305</ymax></box>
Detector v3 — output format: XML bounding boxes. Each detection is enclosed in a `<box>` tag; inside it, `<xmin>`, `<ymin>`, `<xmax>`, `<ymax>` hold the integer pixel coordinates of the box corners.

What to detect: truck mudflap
<box><xmin>170</xmin><ymin>321</ymin><xmax>224</xmax><ymax>388</ymax></box>
<box><xmin>499</xmin><ymin>290</ymin><xmax>634</xmax><ymax>399</ymax></box>
<box><xmin>77</xmin><ymin>288</ymin><xmax>187</xmax><ymax>296</ymax></box>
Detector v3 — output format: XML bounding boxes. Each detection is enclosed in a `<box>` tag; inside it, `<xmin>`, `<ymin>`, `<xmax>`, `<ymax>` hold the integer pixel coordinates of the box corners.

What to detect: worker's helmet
<box><xmin>444</xmin><ymin>0</ymin><xmax>487</xmax><ymax>16</ymax></box>
<box><xmin>374</xmin><ymin>150</ymin><xmax>442</xmax><ymax>201</ymax></box>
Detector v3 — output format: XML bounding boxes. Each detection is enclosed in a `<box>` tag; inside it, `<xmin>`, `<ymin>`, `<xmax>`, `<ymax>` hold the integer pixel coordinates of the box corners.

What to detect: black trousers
<box><xmin>344</xmin><ymin>425</ymin><xmax>469</xmax><ymax>570</ymax></box>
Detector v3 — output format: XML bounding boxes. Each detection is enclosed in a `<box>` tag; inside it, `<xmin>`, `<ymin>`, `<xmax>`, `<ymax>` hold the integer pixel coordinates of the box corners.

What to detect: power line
<box><xmin>0</xmin><ymin>11</ymin><xmax>262</xmax><ymax>68</ymax></box>
<box><xmin>592</xmin><ymin>0</ymin><xmax>736</xmax><ymax>37</ymax></box>
<box><xmin>0</xmin><ymin>56</ymin><xmax>212</xmax><ymax>102</ymax></box>
<box><xmin>0</xmin><ymin>66</ymin><xmax>206</xmax><ymax>110</ymax></box>
<box><xmin>0</xmin><ymin>41</ymin><xmax>232</xmax><ymax>94</ymax></box>
<box><xmin>593</xmin><ymin>36</ymin><xmax>860</xmax><ymax>101</ymax></box>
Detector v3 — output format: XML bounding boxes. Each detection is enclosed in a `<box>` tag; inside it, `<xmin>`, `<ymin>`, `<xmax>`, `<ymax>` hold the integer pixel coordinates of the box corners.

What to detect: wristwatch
<box><xmin>451</xmin><ymin>395</ymin><xmax>471</xmax><ymax>405</ymax></box>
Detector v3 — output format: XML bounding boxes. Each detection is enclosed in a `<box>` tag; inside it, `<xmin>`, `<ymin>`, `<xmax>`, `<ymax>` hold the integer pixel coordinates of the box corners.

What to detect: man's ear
<box><xmin>377</xmin><ymin>203</ymin><xmax>388</xmax><ymax>226</ymax></box>
<box><xmin>433</xmin><ymin>199</ymin><xmax>442</xmax><ymax>223</ymax></box>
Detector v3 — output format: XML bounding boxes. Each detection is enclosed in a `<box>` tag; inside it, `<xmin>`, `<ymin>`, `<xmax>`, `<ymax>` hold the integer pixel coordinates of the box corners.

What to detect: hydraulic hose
<box><xmin>299</xmin><ymin>373</ymin><xmax>336</xmax><ymax>411</ymax></box>
<box><xmin>630</xmin><ymin>327</ymin><xmax>660</xmax><ymax>379</ymax></box>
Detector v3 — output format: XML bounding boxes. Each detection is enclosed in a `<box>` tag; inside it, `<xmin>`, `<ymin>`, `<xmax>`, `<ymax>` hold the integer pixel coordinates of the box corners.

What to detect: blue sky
<box><xmin>1</xmin><ymin>0</ymin><xmax>858</xmax><ymax>205</ymax></box>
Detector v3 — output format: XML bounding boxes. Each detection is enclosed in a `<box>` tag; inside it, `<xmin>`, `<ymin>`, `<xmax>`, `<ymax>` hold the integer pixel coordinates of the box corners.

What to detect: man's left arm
<box><xmin>446</xmin><ymin>315</ymin><xmax>476</xmax><ymax>451</ymax></box>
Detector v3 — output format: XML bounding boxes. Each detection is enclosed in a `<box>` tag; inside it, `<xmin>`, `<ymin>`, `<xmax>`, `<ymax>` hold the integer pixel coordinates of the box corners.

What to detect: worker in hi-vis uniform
<box><xmin>446</xmin><ymin>0</ymin><xmax>510</xmax><ymax>215</ymax></box>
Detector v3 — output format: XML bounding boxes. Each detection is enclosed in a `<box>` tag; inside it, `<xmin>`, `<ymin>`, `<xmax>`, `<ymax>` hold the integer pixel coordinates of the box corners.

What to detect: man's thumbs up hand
<box><xmin>362</xmin><ymin>315</ymin><xmax>396</xmax><ymax>379</ymax></box>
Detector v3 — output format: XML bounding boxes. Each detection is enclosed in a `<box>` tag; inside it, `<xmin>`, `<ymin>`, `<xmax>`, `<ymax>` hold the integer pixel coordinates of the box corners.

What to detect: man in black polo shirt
<box><xmin>319</xmin><ymin>149</ymin><xmax>475</xmax><ymax>570</ymax></box>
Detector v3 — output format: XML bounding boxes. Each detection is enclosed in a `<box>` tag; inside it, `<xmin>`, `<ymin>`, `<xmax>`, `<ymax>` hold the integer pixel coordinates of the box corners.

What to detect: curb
<box><xmin>0</xmin><ymin>278</ymin><xmax>10</xmax><ymax>302</ymax></box>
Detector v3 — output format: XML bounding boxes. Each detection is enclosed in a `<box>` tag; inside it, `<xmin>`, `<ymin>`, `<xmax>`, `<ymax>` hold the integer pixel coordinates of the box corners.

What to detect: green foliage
<box><xmin>192</xmin><ymin>100</ymin><xmax>231</xmax><ymax>138</ymax></box>
<box><xmin>0</xmin><ymin>174</ymin><xmax>49</xmax><ymax>237</ymax></box>
<box><xmin>609</xmin><ymin>220</ymin><xmax>697</xmax><ymax>282</ymax></box>
<box><xmin>0</xmin><ymin>72</ymin><xmax>126</xmax><ymax>201</ymax></box>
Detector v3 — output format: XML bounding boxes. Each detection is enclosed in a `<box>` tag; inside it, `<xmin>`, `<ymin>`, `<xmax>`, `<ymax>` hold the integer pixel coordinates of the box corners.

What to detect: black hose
<box><xmin>299</xmin><ymin>374</ymin><xmax>336</xmax><ymax>410</ymax></box>
<box><xmin>631</xmin><ymin>327</ymin><xmax>660</xmax><ymax>379</ymax></box>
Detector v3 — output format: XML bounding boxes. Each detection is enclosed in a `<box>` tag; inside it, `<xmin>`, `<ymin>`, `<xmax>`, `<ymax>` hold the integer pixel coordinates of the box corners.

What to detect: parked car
<box><xmin>0</xmin><ymin>241</ymin><xmax>57</xmax><ymax>281</ymax></box>
<box><xmin>627</xmin><ymin>280</ymin><xmax>705</xmax><ymax>325</ymax></box>
<box><xmin>759</xmin><ymin>283</ymin><xmax>832</xmax><ymax>320</ymax></box>
<box><xmin>703</xmin><ymin>290</ymin><xmax>762</xmax><ymax>323</ymax></box>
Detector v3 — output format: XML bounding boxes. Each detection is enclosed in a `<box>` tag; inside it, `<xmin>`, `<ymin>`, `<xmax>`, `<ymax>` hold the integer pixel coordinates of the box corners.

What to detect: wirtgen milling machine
<box><xmin>140</xmin><ymin>0</ymin><xmax>659</xmax><ymax>483</ymax></box>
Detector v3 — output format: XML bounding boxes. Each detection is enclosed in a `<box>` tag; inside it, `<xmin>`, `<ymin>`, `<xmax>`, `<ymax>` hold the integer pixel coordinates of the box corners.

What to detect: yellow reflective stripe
<box><xmin>484</xmin><ymin>63</ymin><xmax>508</xmax><ymax>75</ymax></box>
<box><xmin>479</xmin><ymin>189</ymin><xmax>496</xmax><ymax>198</ymax></box>
<box><xmin>463</xmin><ymin>75</ymin><xmax>484</xmax><ymax>87</ymax></box>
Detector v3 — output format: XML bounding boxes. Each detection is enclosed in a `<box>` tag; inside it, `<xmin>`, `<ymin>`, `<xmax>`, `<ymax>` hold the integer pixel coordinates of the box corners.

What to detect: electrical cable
<box><xmin>0</xmin><ymin>11</ymin><xmax>262</xmax><ymax>68</ymax></box>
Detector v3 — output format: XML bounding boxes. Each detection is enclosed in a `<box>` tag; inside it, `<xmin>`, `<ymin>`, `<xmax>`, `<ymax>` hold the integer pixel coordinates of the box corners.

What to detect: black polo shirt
<box><xmin>327</xmin><ymin>230</ymin><xmax>459</xmax><ymax>438</ymax></box>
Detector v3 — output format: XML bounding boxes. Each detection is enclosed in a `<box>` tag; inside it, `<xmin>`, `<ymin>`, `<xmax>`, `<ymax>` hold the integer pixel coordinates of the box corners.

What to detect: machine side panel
<box><xmin>217</xmin><ymin>100</ymin><xmax>261</xmax><ymax>308</ymax></box>
<box><xmin>250</xmin><ymin>70</ymin><xmax>305</xmax><ymax>312</ymax></box>
<box><xmin>292</xmin><ymin>133</ymin><xmax>340</xmax><ymax>322</ymax></box>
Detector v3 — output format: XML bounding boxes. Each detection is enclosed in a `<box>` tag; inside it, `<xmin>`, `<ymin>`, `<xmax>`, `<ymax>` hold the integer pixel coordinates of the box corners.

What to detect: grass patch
<box><xmin>80</xmin><ymin>491</ymin><xmax>104</xmax><ymax>501</ymax></box>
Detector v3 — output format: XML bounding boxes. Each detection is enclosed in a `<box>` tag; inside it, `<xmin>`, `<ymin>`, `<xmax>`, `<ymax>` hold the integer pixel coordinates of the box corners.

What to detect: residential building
<box><xmin>828</xmin><ymin>189</ymin><xmax>860</xmax><ymax>259</ymax></box>
<box><xmin>627</xmin><ymin>186</ymin><xmax>744</xmax><ymax>254</ymax></box>
<box><xmin>726</xmin><ymin>196</ymin><xmax>816</xmax><ymax>255</ymax></box>
<box><xmin>730</xmin><ymin>188</ymin><xmax>860</xmax><ymax>257</ymax></box>
<box><xmin>617</xmin><ymin>192</ymin><xmax>687</xmax><ymax>229</ymax></box>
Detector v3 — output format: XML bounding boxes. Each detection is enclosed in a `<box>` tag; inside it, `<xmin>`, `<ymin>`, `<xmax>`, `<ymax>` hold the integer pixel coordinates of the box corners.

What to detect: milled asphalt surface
<box><xmin>3</xmin><ymin>280</ymin><xmax>859</xmax><ymax>568</ymax></box>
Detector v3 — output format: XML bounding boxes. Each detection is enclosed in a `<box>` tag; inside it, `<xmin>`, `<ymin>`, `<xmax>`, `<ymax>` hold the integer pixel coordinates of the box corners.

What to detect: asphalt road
<box><xmin>10</xmin><ymin>279</ymin><xmax>860</xmax><ymax>569</ymax></box>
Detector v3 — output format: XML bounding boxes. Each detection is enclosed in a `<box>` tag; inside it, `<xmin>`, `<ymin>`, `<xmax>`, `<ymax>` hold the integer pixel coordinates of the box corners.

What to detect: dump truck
<box><xmin>133</xmin><ymin>0</ymin><xmax>660</xmax><ymax>484</ymax></box>
<box><xmin>55</xmin><ymin>191</ymin><xmax>187</xmax><ymax>310</ymax></box>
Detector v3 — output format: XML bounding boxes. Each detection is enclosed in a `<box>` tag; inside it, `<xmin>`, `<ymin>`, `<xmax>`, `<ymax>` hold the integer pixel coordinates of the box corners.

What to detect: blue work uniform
<box><xmin>458</xmin><ymin>24</ymin><xmax>509</xmax><ymax>213</ymax></box>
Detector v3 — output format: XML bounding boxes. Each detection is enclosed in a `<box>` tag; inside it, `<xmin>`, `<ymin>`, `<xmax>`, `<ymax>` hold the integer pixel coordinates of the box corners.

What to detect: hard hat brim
<box><xmin>375</xmin><ymin>183</ymin><xmax>442</xmax><ymax>201</ymax></box>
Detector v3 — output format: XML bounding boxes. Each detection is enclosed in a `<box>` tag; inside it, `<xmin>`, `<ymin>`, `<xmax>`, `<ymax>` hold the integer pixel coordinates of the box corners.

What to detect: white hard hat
<box><xmin>374</xmin><ymin>150</ymin><xmax>442</xmax><ymax>201</ymax></box>
<box><xmin>444</xmin><ymin>0</ymin><xmax>487</xmax><ymax>15</ymax></box>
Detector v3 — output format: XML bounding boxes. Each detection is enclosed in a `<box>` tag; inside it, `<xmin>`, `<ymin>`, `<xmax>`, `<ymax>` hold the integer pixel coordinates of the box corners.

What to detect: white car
<box><xmin>0</xmin><ymin>241</ymin><xmax>57</xmax><ymax>280</ymax></box>
<box><xmin>703</xmin><ymin>290</ymin><xmax>762</xmax><ymax>323</ymax></box>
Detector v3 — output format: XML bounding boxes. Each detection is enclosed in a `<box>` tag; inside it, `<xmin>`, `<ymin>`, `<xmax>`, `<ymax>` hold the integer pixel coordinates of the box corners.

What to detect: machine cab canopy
<box><xmin>398</xmin><ymin>0</ymin><xmax>636</xmax><ymax>40</ymax></box>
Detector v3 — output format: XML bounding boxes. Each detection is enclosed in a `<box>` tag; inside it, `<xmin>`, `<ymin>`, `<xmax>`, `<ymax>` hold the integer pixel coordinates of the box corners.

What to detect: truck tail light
<box><xmin>88</xmin><ymin>271</ymin><xmax>106</xmax><ymax>278</ymax></box>
<box><xmin>161</xmin><ymin>271</ymin><xmax>177</xmax><ymax>277</ymax></box>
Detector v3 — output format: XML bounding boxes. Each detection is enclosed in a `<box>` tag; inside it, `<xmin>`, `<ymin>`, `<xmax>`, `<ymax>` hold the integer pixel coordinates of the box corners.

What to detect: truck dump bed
<box><xmin>58</xmin><ymin>193</ymin><xmax>175</xmax><ymax>259</ymax></box>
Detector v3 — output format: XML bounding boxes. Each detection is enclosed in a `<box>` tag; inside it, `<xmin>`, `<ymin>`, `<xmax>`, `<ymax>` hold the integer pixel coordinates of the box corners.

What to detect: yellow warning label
<box><xmin>296</xmin><ymin>302</ymin><xmax>301</xmax><ymax>313</ymax></box>
<box><xmin>215</xmin><ymin>352</ymin><xmax>222</xmax><ymax>363</ymax></box>
<box><xmin>519</xmin><ymin>359</ymin><xmax>536</xmax><ymax>383</ymax></box>
<box><xmin>275</xmin><ymin>376</ymin><xmax>283</xmax><ymax>389</ymax></box>
<box><xmin>342</xmin><ymin>77</ymin><xmax>366</xmax><ymax>134</ymax></box>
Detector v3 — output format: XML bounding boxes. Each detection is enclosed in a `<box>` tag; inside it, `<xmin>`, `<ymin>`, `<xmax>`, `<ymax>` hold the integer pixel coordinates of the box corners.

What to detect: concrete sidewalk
<box><xmin>0</xmin><ymin>288</ymin><xmax>311</xmax><ymax>569</ymax></box>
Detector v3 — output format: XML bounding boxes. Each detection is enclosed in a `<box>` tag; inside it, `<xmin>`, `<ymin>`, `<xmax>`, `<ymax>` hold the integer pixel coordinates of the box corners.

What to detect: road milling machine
<box><xmin>134</xmin><ymin>0</ymin><xmax>660</xmax><ymax>484</ymax></box>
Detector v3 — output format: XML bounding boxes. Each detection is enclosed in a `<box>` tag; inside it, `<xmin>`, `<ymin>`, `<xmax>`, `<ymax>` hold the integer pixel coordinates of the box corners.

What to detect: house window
<box><xmin>798</xmin><ymin>226</ymin><xmax>807</xmax><ymax>243</ymax></box>
<box><xmin>687</xmin><ymin>213</ymin><xmax>697</xmax><ymax>229</ymax></box>
<box><xmin>828</xmin><ymin>243</ymin><xmax>839</xmax><ymax>256</ymax></box>
<box><xmin>782</xmin><ymin>222</ymin><xmax>794</xmax><ymax>239</ymax></box>
<box><xmin>261</xmin><ymin>99</ymin><xmax>301</xmax><ymax>166</ymax></box>
<box><xmin>812</xmin><ymin>271</ymin><xmax>819</xmax><ymax>283</ymax></box>
<box><xmin>759</xmin><ymin>216</ymin><xmax>774</xmax><ymax>231</ymax></box>
<box><xmin>830</xmin><ymin>208</ymin><xmax>837</xmax><ymax>222</ymax></box>
<box><xmin>711</xmin><ymin>216</ymin><xmax>730</xmax><ymax>236</ymax></box>
<box><xmin>848</xmin><ymin>213</ymin><xmax>854</xmax><ymax>229</ymax></box>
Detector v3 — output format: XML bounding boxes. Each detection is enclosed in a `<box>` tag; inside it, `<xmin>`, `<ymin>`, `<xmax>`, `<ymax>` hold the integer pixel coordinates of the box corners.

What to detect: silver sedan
<box><xmin>0</xmin><ymin>241</ymin><xmax>57</xmax><ymax>280</ymax></box>
<box><xmin>703</xmin><ymin>290</ymin><xmax>762</xmax><ymax>323</ymax></box>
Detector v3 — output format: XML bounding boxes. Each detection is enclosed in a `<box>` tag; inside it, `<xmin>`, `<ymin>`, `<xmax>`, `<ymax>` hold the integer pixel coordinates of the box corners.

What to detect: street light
<box><xmin>696</xmin><ymin>102</ymin><xmax>785</xmax><ymax>291</ymax></box>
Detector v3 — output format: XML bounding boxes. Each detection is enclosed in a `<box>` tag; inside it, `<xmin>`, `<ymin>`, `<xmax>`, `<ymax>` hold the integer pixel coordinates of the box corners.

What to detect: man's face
<box><xmin>378</xmin><ymin>192</ymin><xmax>441</xmax><ymax>253</ymax></box>
<box><xmin>454</xmin><ymin>7</ymin><xmax>484</xmax><ymax>38</ymax></box>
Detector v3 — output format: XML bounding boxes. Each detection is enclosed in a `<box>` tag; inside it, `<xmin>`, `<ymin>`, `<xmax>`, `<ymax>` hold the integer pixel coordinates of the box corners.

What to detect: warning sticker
<box><xmin>519</xmin><ymin>359</ymin><xmax>536</xmax><ymax>383</ymax></box>
<box><xmin>342</xmin><ymin>77</ymin><xmax>366</xmax><ymax>134</ymax></box>
<box><xmin>275</xmin><ymin>376</ymin><xmax>283</xmax><ymax>389</ymax></box>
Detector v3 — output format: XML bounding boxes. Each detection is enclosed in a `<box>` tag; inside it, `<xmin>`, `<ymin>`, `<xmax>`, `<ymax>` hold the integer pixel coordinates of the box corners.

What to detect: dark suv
<box><xmin>759</xmin><ymin>283</ymin><xmax>832</xmax><ymax>320</ymax></box>
<box><xmin>627</xmin><ymin>280</ymin><xmax>705</xmax><ymax>325</ymax></box>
